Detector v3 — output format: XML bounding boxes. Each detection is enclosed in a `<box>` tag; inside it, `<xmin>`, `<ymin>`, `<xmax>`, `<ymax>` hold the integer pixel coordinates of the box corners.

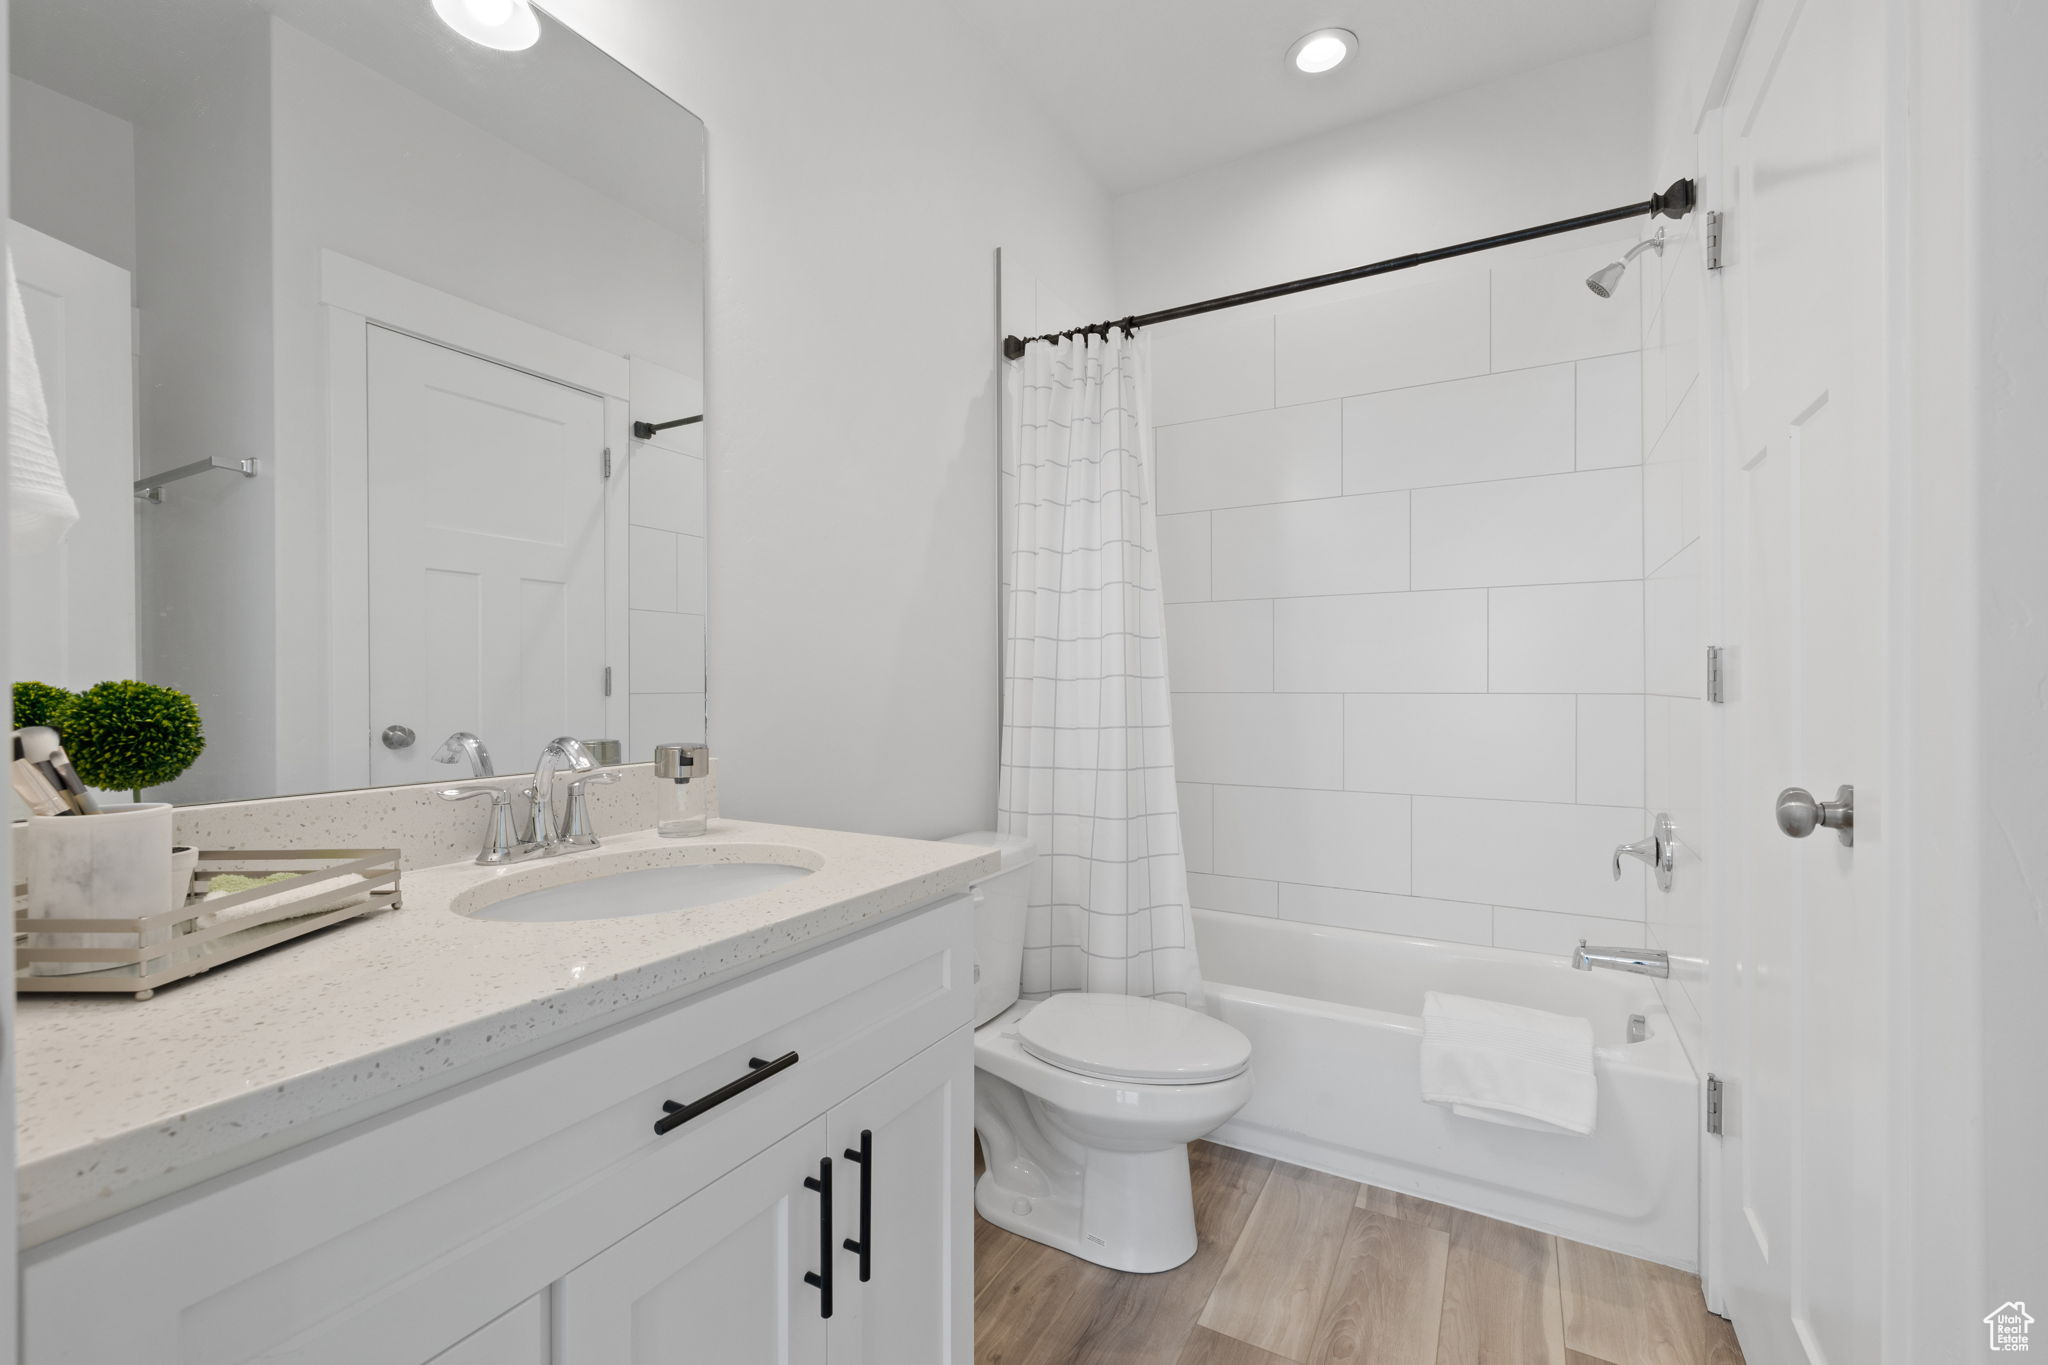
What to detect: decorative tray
<box><xmin>15</xmin><ymin>848</ymin><xmax>401</xmax><ymax>1000</ymax></box>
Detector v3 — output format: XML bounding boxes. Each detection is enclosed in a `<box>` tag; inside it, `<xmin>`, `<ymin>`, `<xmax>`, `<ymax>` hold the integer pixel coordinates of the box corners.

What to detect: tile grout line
<box><xmin>1163</xmin><ymin>453</ymin><xmax>1634</xmax><ymax>520</ymax></box>
<box><xmin>1153</xmin><ymin>346</ymin><xmax>1641</xmax><ymax>431</ymax></box>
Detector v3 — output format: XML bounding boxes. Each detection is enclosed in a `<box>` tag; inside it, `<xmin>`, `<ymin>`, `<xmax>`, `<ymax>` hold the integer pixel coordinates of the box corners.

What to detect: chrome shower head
<box><xmin>1585</xmin><ymin>228</ymin><xmax>1667</xmax><ymax>298</ymax></box>
<box><xmin>1585</xmin><ymin>261</ymin><xmax>1628</xmax><ymax>298</ymax></box>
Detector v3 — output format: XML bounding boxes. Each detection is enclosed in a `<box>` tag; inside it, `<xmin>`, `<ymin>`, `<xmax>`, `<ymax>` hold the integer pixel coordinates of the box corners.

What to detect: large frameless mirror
<box><xmin>9</xmin><ymin>0</ymin><xmax>706</xmax><ymax>805</ymax></box>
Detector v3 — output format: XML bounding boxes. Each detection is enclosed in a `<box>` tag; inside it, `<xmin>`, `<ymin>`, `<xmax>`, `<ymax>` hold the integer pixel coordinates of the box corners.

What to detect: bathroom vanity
<box><xmin>15</xmin><ymin>818</ymin><xmax>995</xmax><ymax>1364</ymax></box>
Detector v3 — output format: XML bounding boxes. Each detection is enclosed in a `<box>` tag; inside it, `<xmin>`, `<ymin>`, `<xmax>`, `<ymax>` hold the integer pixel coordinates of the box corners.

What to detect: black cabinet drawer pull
<box><xmin>652</xmin><ymin>1051</ymin><xmax>798</xmax><ymax>1136</ymax></box>
<box><xmin>842</xmin><ymin>1128</ymin><xmax>872</xmax><ymax>1282</ymax></box>
<box><xmin>803</xmin><ymin>1156</ymin><xmax>834</xmax><ymax>1318</ymax></box>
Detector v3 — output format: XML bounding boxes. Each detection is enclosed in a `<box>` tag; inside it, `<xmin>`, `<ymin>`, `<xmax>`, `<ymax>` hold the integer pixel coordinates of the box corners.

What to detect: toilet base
<box><xmin>974</xmin><ymin>1143</ymin><xmax>1198</xmax><ymax>1274</ymax></box>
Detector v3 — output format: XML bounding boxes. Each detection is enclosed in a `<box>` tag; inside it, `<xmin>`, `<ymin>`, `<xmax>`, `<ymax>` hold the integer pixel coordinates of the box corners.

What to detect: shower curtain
<box><xmin>999</xmin><ymin>330</ymin><xmax>1203</xmax><ymax>1006</ymax></box>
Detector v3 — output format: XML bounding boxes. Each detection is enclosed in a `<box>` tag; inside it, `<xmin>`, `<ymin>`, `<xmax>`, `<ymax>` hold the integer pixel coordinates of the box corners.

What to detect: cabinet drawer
<box><xmin>23</xmin><ymin>896</ymin><xmax>971</xmax><ymax>1365</ymax></box>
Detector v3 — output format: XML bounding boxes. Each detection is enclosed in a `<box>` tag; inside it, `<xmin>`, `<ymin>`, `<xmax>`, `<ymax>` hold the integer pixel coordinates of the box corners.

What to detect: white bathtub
<box><xmin>1194</xmin><ymin>910</ymin><xmax>1700</xmax><ymax>1269</ymax></box>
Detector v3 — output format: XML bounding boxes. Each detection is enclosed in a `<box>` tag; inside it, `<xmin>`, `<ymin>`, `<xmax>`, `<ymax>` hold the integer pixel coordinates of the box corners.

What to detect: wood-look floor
<box><xmin>974</xmin><ymin>1141</ymin><xmax>1745</xmax><ymax>1365</ymax></box>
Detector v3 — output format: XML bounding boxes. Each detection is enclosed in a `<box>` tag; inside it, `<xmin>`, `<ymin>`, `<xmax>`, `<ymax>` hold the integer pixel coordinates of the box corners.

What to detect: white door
<box><xmin>556</xmin><ymin>1120</ymin><xmax>831</xmax><ymax>1364</ymax></box>
<box><xmin>366</xmin><ymin>327</ymin><xmax>607</xmax><ymax>784</ymax></box>
<box><xmin>7</xmin><ymin>222</ymin><xmax>136</xmax><ymax>691</ymax></box>
<box><xmin>826</xmin><ymin>1032</ymin><xmax>972</xmax><ymax>1365</ymax></box>
<box><xmin>1712</xmin><ymin>0</ymin><xmax>1888</xmax><ymax>1360</ymax></box>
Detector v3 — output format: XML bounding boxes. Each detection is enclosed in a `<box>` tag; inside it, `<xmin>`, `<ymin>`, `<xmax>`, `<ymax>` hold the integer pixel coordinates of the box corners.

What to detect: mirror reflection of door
<box><xmin>365</xmin><ymin>327</ymin><xmax>607</xmax><ymax>786</ymax></box>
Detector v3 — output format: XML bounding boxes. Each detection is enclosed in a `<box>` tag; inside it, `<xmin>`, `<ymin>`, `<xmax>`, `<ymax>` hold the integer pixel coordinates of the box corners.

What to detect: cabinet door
<box><xmin>557</xmin><ymin>1120</ymin><xmax>831</xmax><ymax>1365</ymax></box>
<box><xmin>826</xmin><ymin>1031</ymin><xmax>973</xmax><ymax>1365</ymax></box>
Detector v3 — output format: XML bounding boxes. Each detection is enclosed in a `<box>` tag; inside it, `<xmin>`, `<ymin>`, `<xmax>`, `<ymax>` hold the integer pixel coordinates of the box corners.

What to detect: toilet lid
<box><xmin>1016</xmin><ymin>993</ymin><xmax>1251</xmax><ymax>1084</ymax></box>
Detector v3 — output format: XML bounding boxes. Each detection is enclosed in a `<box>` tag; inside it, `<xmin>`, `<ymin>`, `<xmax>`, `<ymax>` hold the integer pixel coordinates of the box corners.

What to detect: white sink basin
<box><xmin>472</xmin><ymin>861</ymin><xmax>814</xmax><ymax>923</ymax></box>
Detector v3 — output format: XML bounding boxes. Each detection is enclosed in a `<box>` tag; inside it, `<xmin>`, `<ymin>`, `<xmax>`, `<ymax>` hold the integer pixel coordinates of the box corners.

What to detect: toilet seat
<box><xmin>1016</xmin><ymin>993</ymin><xmax>1251</xmax><ymax>1085</ymax></box>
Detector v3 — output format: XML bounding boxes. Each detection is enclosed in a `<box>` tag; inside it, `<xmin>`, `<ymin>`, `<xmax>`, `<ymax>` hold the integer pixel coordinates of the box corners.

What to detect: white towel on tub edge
<box><xmin>1419</xmin><ymin>990</ymin><xmax>1597</xmax><ymax>1136</ymax></box>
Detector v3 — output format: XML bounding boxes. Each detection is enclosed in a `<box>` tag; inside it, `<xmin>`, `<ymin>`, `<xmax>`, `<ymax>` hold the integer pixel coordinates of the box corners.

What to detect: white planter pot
<box><xmin>26</xmin><ymin>803</ymin><xmax>175</xmax><ymax>977</ymax></box>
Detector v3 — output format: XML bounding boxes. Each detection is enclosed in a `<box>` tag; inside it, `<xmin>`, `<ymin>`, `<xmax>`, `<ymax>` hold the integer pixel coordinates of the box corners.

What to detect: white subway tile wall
<box><xmin>1156</xmin><ymin>512</ymin><xmax>1213</xmax><ymax>603</ymax></box>
<box><xmin>1153</xmin><ymin>241</ymin><xmax>1646</xmax><ymax>957</ymax></box>
<box><xmin>1212</xmin><ymin>493</ymin><xmax>1409</xmax><ymax>599</ymax></box>
<box><xmin>1155</xmin><ymin>401</ymin><xmax>1342</xmax><ymax>513</ymax></box>
<box><xmin>1274</xmin><ymin>274</ymin><xmax>1491</xmax><ymax>405</ymax></box>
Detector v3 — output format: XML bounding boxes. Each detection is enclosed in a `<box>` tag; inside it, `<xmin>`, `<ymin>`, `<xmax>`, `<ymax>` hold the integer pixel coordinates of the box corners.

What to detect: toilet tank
<box><xmin>942</xmin><ymin>831</ymin><xmax>1036</xmax><ymax>1027</ymax></box>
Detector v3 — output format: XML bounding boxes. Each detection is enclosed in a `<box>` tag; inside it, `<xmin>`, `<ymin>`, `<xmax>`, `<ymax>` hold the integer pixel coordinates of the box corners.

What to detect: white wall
<box><xmin>1116</xmin><ymin>45</ymin><xmax>1657</xmax><ymax>957</ymax></box>
<box><xmin>543</xmin><ymin>0</ymin><xmax>1115</xmax><ymax>837</ymax></box>
<box><xmin>1113</xmin><ymin>42</ymin><xmax>1653</xmax><ymax>315</ymax></box>
<box><xmin>8</xmin><ymin>76</ymin><xmax>136</xmax><ymax>281</ymax></box>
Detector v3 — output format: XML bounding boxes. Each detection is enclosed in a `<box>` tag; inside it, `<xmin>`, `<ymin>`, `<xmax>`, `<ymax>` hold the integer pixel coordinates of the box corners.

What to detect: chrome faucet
<box><xmin>526</xmin><ymin>736</ymin><xmax>596</xmax><ymax>855</ymax></box>
<box><xmin>432</xmin><ymin>731</ymin><xmax>495</xmax><ymax>778</ymax></box>
<box><xmin>1572</xmin><ymin>940</ymin><xmax>1671</xmax><ymax>979</ymax></box>
<box><xmin>438</xmin><ymin>738</ymin><xmax>617</xmax><ymax>865</ymax></box>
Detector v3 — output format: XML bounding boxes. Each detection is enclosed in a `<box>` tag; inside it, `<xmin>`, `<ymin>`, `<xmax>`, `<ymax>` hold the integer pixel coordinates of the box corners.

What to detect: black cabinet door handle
<box><xmin>803</xmin><ymin>1156</ymin><xmax>834</xmax><ymax>1318</ymax></box>
<box><xmin>653</xmin><ymin>1051</ymin><xmax>798</xmax><ymax>1136</ymax></box>
<box><xmin>842</xmin><ymin>1129</ymin><xmax>872</xmax><ymax>1282</ymax></box>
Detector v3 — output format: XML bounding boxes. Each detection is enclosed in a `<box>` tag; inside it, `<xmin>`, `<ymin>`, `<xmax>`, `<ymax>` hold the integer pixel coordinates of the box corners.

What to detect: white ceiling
<box><xmin>955</xmin><ymin>0</ymin><xmax>1654</xmax><ymax>192</ymax></box>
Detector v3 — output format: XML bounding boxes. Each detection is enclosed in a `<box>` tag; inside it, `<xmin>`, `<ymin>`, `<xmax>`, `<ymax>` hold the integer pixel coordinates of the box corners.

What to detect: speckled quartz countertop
<box><xmin>14</xmin><ymin>819</ymin><xmax>998</xmax><ymax>1245</ymax></box>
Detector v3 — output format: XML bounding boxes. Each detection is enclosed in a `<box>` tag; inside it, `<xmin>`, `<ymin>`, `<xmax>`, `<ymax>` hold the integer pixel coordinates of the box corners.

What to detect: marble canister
<box><xmin>26</xmin><ymin>803</ymin><xmax>176</xmax><ymax>977</ymax></box>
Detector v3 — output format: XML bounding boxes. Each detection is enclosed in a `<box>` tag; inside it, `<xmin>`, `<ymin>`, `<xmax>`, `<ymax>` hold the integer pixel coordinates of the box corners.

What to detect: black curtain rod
<box><xmin>1002</xmin><ymin>178</ymin><xmax>1696</xmax><ymax>360</ymax></box>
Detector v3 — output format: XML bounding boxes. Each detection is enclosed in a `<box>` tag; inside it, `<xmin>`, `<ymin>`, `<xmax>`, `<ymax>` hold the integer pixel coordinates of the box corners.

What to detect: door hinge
<box><xmin>601</xmin><ymin>446</ymin><xmax>613</xmax><ymax>480</ymax></box>
<box><xmin>1704</xmin><ymin>211</ymin><xmax>1724</xmax><ymax>271</ymax></box>
<box><xmin>603</xmin><ymin>665</ymin><xmax>613</xmax><ymax>697</ymax></box>
<box><xmin>1706</xmin><ymin>645</ymin><xmax>1726</xmax><ymax>704</ymax></box>
<box><xmin>1706</xmin><ymin>1073</ymin><xmax>1725</xmax><ymax>1135</ymax></box>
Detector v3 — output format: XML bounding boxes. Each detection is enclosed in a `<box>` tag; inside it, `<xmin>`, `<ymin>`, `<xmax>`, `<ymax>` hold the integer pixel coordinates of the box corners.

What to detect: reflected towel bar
<box><xmin>632</xmin><ymin>414</ymin><xmax>702</xmax><ymax>439</ymax></box>
<box><xmin>134</xmin><ymin>457</ymin><xmax>259</xmax><ymax>504</ymax></box>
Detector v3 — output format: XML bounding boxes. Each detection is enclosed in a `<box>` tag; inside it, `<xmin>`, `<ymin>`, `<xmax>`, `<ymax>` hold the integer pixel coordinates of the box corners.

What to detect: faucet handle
<box><xmin>557</xmin><ymin>769</ymin><xmax>622</xmax><ymax>850</ymax></box>
<box><xmin>438</xmin><ymin>784</ymin><xmax>540</xmax><ymax>865</ymax></box>
<box><xmin>1612</xmin><ymin>835</ymin><xmax>1658</xmax><ymax>880</ymax></box>
<box><xmin>1612</xmin><ymin>813</ymin><xmax>1679</xmax><ymax>891</ymax></box>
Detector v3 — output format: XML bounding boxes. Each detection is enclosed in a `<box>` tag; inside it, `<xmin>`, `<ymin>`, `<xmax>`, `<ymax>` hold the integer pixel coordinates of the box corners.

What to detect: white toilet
<box><xmin>947</xmin><ymin>831</ymin><xmax>1253</xmax><ymax>1274</ymax></box>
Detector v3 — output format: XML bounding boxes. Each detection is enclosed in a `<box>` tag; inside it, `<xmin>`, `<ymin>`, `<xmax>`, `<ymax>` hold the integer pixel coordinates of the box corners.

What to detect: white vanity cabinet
<box><xmin>22</xmin><ymin>896</ymin><xmax>975</xmax><ymax>1365</ymax></box>
<box><xmin>553</xmin><ymin>1032</ymin><xmax>972</xmax><ymax>1365</ymax></box>
<box><xmin>556</xmin><ymin>1119</ymin><xmax>833</xmax><ymax>1364</ymax></box>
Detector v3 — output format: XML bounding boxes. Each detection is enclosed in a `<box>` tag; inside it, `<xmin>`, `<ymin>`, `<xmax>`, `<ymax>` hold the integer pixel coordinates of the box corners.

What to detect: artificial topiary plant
<box><xmin>12</xmin><ymin>680</ymin><xmax>74</xmax><ymax>732</ymax></box>
<box><xmin>59</xmin><ymin>680</ymin><xmax>206</xmax><ymax>800</ymax></box>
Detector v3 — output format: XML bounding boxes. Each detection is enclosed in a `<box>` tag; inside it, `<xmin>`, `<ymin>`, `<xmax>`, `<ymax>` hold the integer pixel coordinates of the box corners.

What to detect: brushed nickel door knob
<box><xmin>1775</xmin><ymin>784</ymin><xmax>1854</xmax><ymax>847</ymax></box>
<box><xmin>381</xmin><ymin>724</ymin><xmax>417</xmax><ymax>751</ymax></box>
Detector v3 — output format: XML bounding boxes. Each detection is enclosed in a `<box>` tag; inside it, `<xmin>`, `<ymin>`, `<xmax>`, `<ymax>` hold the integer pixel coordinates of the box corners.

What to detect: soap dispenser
<box><xmin>653</xmin><ymin>742</ymin><xmax>710</xmax><ymax>837</ymax></box>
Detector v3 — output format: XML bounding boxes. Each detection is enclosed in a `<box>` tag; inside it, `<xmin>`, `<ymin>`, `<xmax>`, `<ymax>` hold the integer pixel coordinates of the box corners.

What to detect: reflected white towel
<box><xmin>7</xmin><ymin>250</ymin><xmax>79</xmax><ymax>553</ymax></box>
<box><xmin>1420</xmin><ymin>991</ymin><xmax>1596</xmax><ymax>1135</ymax></box>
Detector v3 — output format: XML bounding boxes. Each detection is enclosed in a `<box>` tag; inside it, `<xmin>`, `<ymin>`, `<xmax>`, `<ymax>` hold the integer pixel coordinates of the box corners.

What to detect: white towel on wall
<box><xmin>8</xmin><ymin>249</ymin><xmax>79</xmax><ymax>554</ymax></box>
<box><xmin>1420</xmin><ymin>990</ymin><xmax>1597</xmax><ymax>1135</ymax></box>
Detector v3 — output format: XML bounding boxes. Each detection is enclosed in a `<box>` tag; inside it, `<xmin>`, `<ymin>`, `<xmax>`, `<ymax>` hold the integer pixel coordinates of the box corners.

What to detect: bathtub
<box><xmin>1194</xmin><ymin>910</ymin><xmax>1700</xmax><ymax>1269</ymax></box>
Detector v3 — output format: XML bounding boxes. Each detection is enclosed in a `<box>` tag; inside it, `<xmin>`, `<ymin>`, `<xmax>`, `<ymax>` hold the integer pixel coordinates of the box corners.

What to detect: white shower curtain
<box><xmin>999</xmin><ymin>330</ymin><xmax>1203</xmax><ymax>1006</ymax></box>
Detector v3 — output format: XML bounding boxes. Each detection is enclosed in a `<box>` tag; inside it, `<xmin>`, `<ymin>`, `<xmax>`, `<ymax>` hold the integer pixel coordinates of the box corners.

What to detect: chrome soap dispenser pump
<box><xmin>653</xmin><ymin>742</ymin><xmax>710</xmax><ymax>838</ymax></box>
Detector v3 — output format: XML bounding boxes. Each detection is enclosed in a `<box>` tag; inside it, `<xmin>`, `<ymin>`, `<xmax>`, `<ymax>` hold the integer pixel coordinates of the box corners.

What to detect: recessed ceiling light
<box><xmin>1288</xmin><ymin>28</ymin><xmax>1357</xmax><ymax>75</ymax></box>
<box><xmin>432</xmin><ymin>0</ymin><xmax>541</xmax><ymax>51</ymax></box>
